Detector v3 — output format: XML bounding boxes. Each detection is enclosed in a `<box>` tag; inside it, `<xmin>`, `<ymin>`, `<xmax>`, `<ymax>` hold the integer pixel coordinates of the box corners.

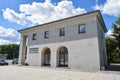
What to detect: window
<box><xmin>45</xmin><ymin>31</ymin><xmax>49</xmax><ymax>38</ymax></box>
<box><xmin>43</xmin><ymin>48</ymin><xmax>51</xmax><ymax>66</ymax></box>
<box><xmin>60</xmin><ymin>28</ymin><xmax>65</xmax><ymax>36</ymax></box>
<box><xmin>32</xmin><ymin>33</ymin><xmax>36</xmax><ymax>40</ymax></box>
<box><xmin>78</xmin><ymin>24</ymin><xmax>85</xmax><ymax>33</ymax></box>
<box><xmin>59</xmin><ymin>47</ymin><xmax>68</xmax><ymax>67</ymax></box>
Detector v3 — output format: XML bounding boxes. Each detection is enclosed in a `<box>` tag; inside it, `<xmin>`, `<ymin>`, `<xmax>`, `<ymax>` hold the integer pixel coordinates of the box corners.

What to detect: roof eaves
<box><xmin>98</xmin><ymin>10</ymin><xmax>107</xmax><ymax>32</ymax></box>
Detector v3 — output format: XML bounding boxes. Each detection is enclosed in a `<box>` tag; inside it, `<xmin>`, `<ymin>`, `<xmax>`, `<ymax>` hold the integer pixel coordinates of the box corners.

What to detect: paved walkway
<box><xmin>0</xmin><ymin>66</ymin><xmax>120</xmax><ymax>80</ymax></box>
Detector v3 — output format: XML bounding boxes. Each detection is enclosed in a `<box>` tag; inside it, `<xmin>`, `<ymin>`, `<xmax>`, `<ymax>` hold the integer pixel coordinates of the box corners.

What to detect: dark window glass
<box><xmin>60</xmin><ymin>28</ymin><xmax>65</xmax><ymax>36</ymax></box>
<box><xmin>78</xmin><ymin>24</ymin><xmax>85</xmax><ymax>33</ymax></box>
<box><xmin>59</xmin><ymin>47</ymin><xmax>68</xmax><ymax>67</ymax></box>
<box><xmin>44</xmin><ymin>48</ymin><xmax>50</xmax><ymax>66</ymax></box>
<box><xmin>32</xmin><ymin>33</ymin><xmax>36</xmax><ymax>40</ymax></box>
<box><xmin>45</xmin><ymin>31</ymin><xmax>49</xmax><ymax>38</ymax></box>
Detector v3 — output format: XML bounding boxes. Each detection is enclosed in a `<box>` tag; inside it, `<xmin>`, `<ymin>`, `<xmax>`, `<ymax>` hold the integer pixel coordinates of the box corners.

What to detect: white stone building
<box><xmin>18</xmin><ymin>10</ymin><xmax>107</xmax><ymax>71</ymax></box>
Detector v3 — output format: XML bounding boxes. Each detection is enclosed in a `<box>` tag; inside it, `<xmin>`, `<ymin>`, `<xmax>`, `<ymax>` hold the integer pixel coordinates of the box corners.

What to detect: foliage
<box><xmin>0</xmin><ymin>44</ymin><xmax>19</xmax><ymax>59</ymax></box>
<box><xmin>105</xmin><ymin>37</ymin><xmax>117</xmax><ymax>63</ymax></box>
<box><xmin>106</xmin><ymin>37</ymin><xmax>117</xmax><ymax>53</ymax></box>
<box><xmin>106</xmin><ymin>16</ymin><xmax>120</xmax><ymax>63</ymax></box>
<box><xmin>112</xmin><ymin>49</ymin><xmax>120</xmax><ymax>63</ymax></box>
<box><xmin>112</xmin><ymin>16</ymin><xmax>120</xmax><ymax>48</ymax></box>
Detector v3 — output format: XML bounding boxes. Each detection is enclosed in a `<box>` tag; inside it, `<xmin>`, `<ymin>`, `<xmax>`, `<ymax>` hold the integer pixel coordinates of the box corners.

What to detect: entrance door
<box><xmin>44</xmin><ymin>48</ymin><xmax>50</xmax><ymax>66</ymax></box>
<box><xmin>59</xmin><ymin>47</ymin><xmax>68</xmax><ymax>67</ymax></box>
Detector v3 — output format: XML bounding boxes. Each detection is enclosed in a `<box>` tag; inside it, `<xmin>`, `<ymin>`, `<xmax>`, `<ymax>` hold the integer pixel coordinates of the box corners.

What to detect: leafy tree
<box><xmin>106</xmin><ymin>37</ymin><xmax>117</xmax><ymax>63</ymax></box>
<box><xmin>106</xmin><ymin>16</ymin><xmax>120</xmax><ymax>63</ymax></box>
<box><xmin>112</xmin><ymin>16</ymin><xmax>120</xmax><ymax>49</ymax></box>
<box><xmin>0</xmin><ymin>44</ymin><xmax>19</xmax><ymax>59</ymax></box>
<box><xmin>112</xmin><ymin>49</ymin><xmax>120</xmax><ymax>63</ymax></box>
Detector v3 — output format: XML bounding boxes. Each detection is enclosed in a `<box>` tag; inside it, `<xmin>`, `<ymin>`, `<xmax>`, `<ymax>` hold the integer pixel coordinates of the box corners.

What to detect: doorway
<box><xmin>43</xmin><ymin>48</ymin><xmax>51</xmax><ymax>66</ymax></box>
<box><xmin>58</xmin><ymin>47</ymin><xmax>68</xmax><ymax>67</ymax></box>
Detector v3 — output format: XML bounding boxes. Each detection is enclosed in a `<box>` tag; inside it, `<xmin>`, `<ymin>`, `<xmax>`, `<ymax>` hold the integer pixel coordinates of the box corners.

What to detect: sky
<box><xmin>0</xmin><ymin>0</ymin><xmax>119</xmax><ymax>45</ymax></box>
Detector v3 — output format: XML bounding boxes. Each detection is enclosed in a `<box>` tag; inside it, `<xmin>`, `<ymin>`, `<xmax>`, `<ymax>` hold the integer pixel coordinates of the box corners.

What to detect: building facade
<box><xmin>18</xmin><ymin>10</ymin><xmax>107</xmax><ymax>71</ymax></box>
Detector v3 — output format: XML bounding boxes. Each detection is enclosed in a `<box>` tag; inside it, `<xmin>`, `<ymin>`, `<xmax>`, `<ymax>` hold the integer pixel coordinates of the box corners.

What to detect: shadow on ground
<box><xmin>106</xmin><ymin>63</ymin><xmax>120</xmax><ymax>71</ymax></box>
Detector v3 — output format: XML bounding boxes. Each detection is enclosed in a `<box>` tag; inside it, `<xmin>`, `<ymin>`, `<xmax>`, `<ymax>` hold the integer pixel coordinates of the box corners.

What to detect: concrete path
<box><xmin>0</xmin><ymin>66</ymin><xmax>120</xmax><ymax>80</ymax></box>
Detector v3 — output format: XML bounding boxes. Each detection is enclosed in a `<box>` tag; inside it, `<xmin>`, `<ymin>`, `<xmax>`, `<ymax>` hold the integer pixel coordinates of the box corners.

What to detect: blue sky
<box><xmin>0</xmin><ymin>0</ymin><xmax>119</xmax><ymax>44</ymax></box>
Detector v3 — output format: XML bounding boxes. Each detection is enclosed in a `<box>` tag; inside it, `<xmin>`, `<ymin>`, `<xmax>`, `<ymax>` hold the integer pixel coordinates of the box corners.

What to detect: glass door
<box><xmin>44</xmin><ymin>53</ymin><xmax>50</xmax><ymax>66</ymax></box>
<box><xmin>59</xmin><ymin>47</ymin><xmax>68</xmax><ymax>67</ymax></box>
<box><xmin>44</xmin><ymin>48</ymin><xmax>50</xmax><ymax>66</ymax></box>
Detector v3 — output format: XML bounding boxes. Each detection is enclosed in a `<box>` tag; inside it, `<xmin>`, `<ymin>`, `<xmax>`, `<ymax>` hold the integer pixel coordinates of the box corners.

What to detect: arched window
<box><xmin>58</xmin><ymin>47</ymin><xmax>68</xmax><ymax>67</ymax></box>
<box><xmin>43</xmin><ymin>48</ymin><xmax>51</xmax><ymax>66</ymax></box>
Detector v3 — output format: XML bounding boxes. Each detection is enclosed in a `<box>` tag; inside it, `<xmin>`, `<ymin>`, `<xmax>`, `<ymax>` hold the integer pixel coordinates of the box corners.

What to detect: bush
<box><xmin>111</xmin><ymin>49</ymin><xmax>120</xmax><ymax>63</ymax></box>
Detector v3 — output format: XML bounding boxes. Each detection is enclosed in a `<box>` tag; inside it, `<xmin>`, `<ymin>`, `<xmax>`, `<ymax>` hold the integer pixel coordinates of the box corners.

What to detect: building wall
<box><xmin>27</xmin><ymin>17</ymin><xmax>97</xmax><ymax>46</ymax></box>
<box><xmin>96</xmin><ymin>19</ymin><xmax>108</xmax><ymax>69</ymax></box>
<box><xmin>24</xmin><ymin>17</ymin><xmax>101</xmax><ymax>71</ymax></box>
<box><xmin>26</xmin><ymin>38</ymin><xmax>100</xmax><ymax>71</ymax></box>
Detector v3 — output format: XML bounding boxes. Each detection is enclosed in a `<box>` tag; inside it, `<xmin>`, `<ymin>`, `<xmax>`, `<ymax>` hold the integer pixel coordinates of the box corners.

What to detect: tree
<box><xmin>106</xmin><ymin>16</ymin><xmax>120</xmax><ymax>63</ymax></box>
<box><xmin>112</xmin><ymin>16</ymin><xmax>120</xmax><ymax>49</ymax></box>
<box><xmin>0</xmin><ymin>44</ymin><xmax>19</xmax><ymax>59</ymax></box>
<box><xmin>106</xmin><ymin>37</ymin><xmax>117</xmax><ymax>63</ymax></box>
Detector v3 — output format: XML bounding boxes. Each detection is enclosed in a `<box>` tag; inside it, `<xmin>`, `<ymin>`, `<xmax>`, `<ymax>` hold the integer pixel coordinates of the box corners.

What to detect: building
<box><xmin>18</xmin><ymin>10</ymin><xmax>107</xmax><ymax>71</ymax></box>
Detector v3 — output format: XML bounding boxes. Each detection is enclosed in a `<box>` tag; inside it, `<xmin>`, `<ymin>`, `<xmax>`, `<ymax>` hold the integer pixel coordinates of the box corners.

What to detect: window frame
<box><xmin>78</xmin><ymin>24</ymin><xmax>85</xmax><ymax>33</ymax></box>
<box><xmin>44</xmin><ymin>31</ymin><xmax>49</xmax><ymax>39</ymax></box>
<box><xmin>60</xmin><ymin>27</ymin><xmax>65</xmax><ymax>36</ymax></box>
<box><xmin>32</xmin><ymin>33</ymin><xmax>36</xmax><ymax>40</ymax></box>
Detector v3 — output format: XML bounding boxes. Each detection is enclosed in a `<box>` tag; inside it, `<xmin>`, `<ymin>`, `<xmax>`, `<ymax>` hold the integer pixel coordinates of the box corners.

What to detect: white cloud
<box><xmin>2</xmin><ymin>0</ymin><xmax>86</xmax><ymax>26</ymax></box>
<box><xmin>2</xmin><ymin>8</ymin><xmax>27</xmax><ymax>25</ymax></box>
<box><xmin>106</xmin><ymin>29</ymin><xmax>113</xmax><ymax>36</ymax></box>
<box><xmin>0</xmin><ymin>26</ymin><xmax>19</xmax><ymax>45</ymax></box>
<box><xmin>93</xmin><ymin>0</ymin><xmax>120</xmax><ymax>17</ymax></box>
